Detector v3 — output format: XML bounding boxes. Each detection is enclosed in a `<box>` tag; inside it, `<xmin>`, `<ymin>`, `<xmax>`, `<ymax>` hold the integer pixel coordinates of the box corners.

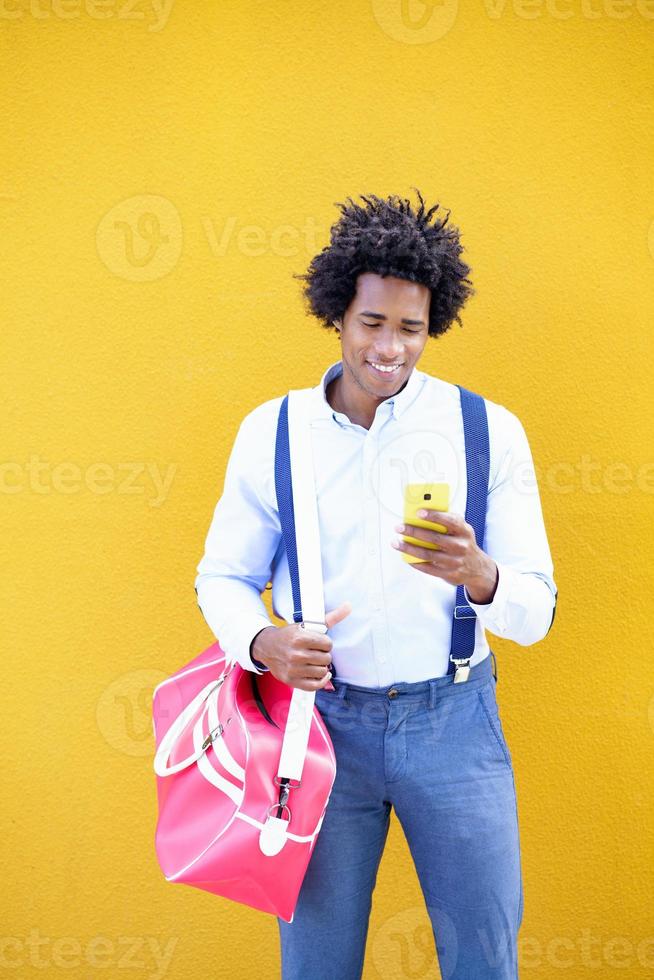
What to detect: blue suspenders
<box><xmin>274</xmin><ymin>385</ymin><xmax>494</xmax><ymax>684</ymax></box>
<box><xmin>274</xmin><ymin>394</ymin><xmax>306</xmax><ymax>631</ymax></box>
<box><xmin>447</xmin><ymin>385</ymin><xmax>490</xmax><ymax>682</ymax></box>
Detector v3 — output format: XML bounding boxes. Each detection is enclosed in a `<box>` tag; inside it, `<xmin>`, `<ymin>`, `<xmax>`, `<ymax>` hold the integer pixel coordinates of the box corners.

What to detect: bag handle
<box><xmin>153</xmin><ymin>679</ymin><xmax>221</xmax><ymax>777</ymax></box>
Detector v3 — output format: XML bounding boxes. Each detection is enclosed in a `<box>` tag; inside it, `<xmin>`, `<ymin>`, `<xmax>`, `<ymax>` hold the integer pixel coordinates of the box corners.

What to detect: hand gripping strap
<box><xmin>448</xmin><ymin>386</ymin><xmax>491</xmax><ymax>672</ymax></box>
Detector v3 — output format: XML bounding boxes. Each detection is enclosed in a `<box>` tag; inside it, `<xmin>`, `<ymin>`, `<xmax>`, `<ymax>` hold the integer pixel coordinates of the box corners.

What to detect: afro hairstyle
<box><xmin>294</xmin><ymin>188</ymin><xmax>474</xmax><ymax>339</ymax></box>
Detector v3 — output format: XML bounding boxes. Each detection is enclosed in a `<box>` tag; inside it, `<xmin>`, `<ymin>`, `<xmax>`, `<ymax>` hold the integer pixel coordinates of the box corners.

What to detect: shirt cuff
<box><xmin>463</xmin><ymin>561</ymin><xmax>517</xmax><ymax>634</ymax></box>
<box><xmin>235</xmin><ymin>617</ymin><xmax>275</xmax><ymax>674</ymax></box>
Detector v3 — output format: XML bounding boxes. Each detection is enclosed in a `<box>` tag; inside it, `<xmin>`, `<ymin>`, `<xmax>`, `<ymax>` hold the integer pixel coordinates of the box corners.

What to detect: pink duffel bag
<box><xmin>152</xmin><ymin>637</ymin><xmax>336</xmax><ymax>923</ymax></box>
<box><xmin>152</xmin><ymin>388</ymin><xmax>338</xmax><ymax>922</ymax></box>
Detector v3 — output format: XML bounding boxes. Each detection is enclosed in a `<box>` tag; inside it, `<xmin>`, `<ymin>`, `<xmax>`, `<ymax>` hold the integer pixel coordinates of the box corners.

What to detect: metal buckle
<box><xmin>451</xmin><ymin>657</ymin><xmax>471</xmax><ymax>683</ymax></box>
<box><xmin>201</xmin><ymin>723</ymin><xmax>223</xmax><ymax>751</ymax></box>
<box><xmin>266</xmin><ymin>802</ymin><xmax>291</xmax><ymax>821</ymax></box>
<box><xmin>273</xmin><ymin>775</ymin><xmax>301</xmax><ymax>789</ymax></box>
<box><xmin>454</xmin><ymin>605</ymin><xmax>476</xmax><ymax>619</ymax></box>
<box><xmin>299</xmin><ymin>620</ymin><xmax>329</xmax><ymax>634</ymax></box>
<box><xmin>274</xmin><ymin>776</ymin><xmax>301</xmax><ymax>810</ymax></box>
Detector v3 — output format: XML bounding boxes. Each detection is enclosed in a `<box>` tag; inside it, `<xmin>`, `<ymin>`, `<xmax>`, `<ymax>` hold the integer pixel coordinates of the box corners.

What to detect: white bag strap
<box><xmin>276</xmin><ymin>388</ymin><xmax>327</xmax><ymax>784</ymax></box>
<box><xmin>288</xmin><ymin>387</ymin><xmax>327</xmax><ymax>631</ymax></box>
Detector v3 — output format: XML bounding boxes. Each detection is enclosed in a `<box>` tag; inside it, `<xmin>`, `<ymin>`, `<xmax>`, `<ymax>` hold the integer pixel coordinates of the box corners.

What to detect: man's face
<box><xmin>335</xmin><ymin>272</ymin><xmax>431</xmax><ymax>400</ymax></box>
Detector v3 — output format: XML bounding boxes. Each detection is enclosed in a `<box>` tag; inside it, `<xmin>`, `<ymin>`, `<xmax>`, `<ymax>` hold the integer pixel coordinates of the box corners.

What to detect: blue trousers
<box><xmin>276</xmin><ymin>652</ymin><xmax>523</xmax><ymax>979</ymax></box>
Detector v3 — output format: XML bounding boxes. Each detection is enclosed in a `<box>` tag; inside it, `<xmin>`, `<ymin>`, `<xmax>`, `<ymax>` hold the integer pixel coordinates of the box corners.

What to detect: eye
<box><xmin>361</xmin><ymin>321</ymin><xmax>419</xmax><ymax>334</ymax></box>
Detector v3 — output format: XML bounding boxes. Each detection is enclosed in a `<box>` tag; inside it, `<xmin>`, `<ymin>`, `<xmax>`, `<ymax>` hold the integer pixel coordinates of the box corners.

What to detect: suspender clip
<box><xmin>451</xmin><ymin>657</ymin><xmax>471</xmax><ymax>684</ymax></box>
<box><xmin>298</xmin><ymin>621</ymin><xmax>329</xmax><ymax>634</ymax></box>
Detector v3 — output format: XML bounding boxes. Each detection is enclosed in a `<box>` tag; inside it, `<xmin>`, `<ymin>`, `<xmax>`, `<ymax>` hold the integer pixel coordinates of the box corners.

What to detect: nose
<box><xmin>374</xmin><ymin>331</ymin><xmax>404</xmax><ymax>361</ymax></box>
<box><xmin>374</xmin><ymin>346</ymin><xmax>403</xmax><ymax>363</ymax></box>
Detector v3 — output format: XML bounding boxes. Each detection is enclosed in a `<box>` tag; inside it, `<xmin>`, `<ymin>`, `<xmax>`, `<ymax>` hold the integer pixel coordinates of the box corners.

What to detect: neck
<box><xmin>327</xmin><ymin>362</ymin><xmax>408</xmax><ymax>430</ymax></box>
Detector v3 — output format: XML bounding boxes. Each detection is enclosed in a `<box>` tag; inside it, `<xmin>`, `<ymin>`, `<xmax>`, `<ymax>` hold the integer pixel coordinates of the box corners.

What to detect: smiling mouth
<box><xmin>366</xmin><ymin>360</ymin><xmax>404</xmax><ymax>378</ymax></box>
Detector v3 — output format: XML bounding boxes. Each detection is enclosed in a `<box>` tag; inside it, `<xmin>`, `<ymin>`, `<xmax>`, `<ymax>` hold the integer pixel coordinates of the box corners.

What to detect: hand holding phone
<box><xmin>401</xmin><ymin>482</ymin><xmax>450</xmax><ymax>564</ymax></box>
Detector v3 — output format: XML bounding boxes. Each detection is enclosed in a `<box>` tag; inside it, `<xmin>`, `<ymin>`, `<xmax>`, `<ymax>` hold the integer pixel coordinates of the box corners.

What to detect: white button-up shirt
<box><xmin>195</xmin><ymin>359</ymin><xmax>557</xmax><ymax>685</ymax></box>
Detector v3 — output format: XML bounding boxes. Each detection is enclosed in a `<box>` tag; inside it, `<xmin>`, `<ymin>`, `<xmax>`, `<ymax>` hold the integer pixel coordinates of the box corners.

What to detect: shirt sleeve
<box><xmin>194</xmin><ymin>402</ymin><xmax>282</xmax><ymax>674</ymax></box>
<box><xmin>462</xmin><ymin>404</ymin><xmax>558</xmax><ymax>646</ymax></box>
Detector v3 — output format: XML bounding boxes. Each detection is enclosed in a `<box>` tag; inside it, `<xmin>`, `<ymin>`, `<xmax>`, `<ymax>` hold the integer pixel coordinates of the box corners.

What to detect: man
<box><xmin>195</xmin><ymin>190</ymin><xmax>557</xmax><ymax>979</ymax></box>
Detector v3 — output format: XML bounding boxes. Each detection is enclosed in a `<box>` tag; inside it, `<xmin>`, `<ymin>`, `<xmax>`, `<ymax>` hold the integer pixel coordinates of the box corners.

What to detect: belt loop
<box><xmin>335</xmin><ymin>680</ymin><xmax>347</xmax><ymax>701</ymax></box>
<box><xmin>490</xmin><ymin>650</ymin><xmax>498</xmax><ymax>682</ymax></box>
<box><xmin>428</xmin><ymin>678</ymin><xmax>438</xmax><ymax>709</ymax></box>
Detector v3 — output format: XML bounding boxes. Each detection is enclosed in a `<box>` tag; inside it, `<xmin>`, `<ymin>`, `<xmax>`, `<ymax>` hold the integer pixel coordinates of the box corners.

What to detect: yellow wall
<box><xmin>2</xmin><ymin>2</ymin><xmax>652</xmax><ymax>977</ymax></box>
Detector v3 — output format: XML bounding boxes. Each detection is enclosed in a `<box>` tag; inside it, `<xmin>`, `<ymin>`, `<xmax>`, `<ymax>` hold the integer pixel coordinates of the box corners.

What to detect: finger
<box><xmin>405</xmin><ymin>554</ymin><xmax>451</xmax><ymax>579</ymax></box>
<box><xmin>301</xmin><ymin>662</ymin><xmax>332</xmax><ymax>679</ymax></box>
<box><xmin>325</xmin><ymin>600</ymin><xmax>352</xmax><ymax>629</ymax></box>
<box><xmin>296</xmin><ymin>601</ymin><xmax>352</xmax><ymax>643</ymax></box>
<box><xmin>392</xmin><ymin>536</ymin><xmax>457</xmax><ymax>564</ymax></box>
<box><xmin>394</xmin><ymin>523</ymin><xmax>451</xmax><ymax>551</ymax></box>
<box><xmin>295</xmin><ymin>625</ymin><xmax>333</xmax><ymax>650</ymax></box>
<box><xmin>298</xmin><ymin>671</ymin><xmax>333</xmax><ymax>691</ymax></box>
<box><xmin>302</xmin><ymin>651</ymin><xmax>333</xmax><ymax>670</ymax></box>
<box><xmin>415</xmin><ymin>509</ymin><xmax>463</xmax><ymax>531</ymax></box>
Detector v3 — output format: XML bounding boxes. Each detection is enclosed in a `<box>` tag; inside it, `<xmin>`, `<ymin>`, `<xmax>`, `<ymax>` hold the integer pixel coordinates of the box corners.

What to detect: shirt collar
<box><xmin>311</xmin><ymin>358</ymin><xmax>426</xmax><ymax>425</ymax></box>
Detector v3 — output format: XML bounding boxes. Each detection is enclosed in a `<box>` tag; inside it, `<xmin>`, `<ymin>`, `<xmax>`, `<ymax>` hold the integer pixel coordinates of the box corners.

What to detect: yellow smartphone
<box><xmin>401</xmin><ymin>483</ymin><xmax>450</xmax><ymax>564</ymax></box>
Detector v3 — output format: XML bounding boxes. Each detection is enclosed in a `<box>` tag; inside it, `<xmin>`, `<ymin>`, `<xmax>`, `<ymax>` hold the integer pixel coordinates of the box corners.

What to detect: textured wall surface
<box><xmin>2</xmin><ymin>2</ymin><xmax>652</xmax><ymax>978</ymax></box>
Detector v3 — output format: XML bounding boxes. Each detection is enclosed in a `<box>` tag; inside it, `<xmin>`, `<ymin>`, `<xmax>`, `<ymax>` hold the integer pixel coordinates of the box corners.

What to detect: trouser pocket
<box><xmin>477</xmin><ymin>680</ymin><xmax>513</xmax><ymax>770</ymax></box>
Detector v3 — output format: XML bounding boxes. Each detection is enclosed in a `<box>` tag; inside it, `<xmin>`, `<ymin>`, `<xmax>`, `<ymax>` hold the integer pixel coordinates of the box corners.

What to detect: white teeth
<box><xmin>369</xmin><ymin>361</ymin><xmax>401</xmax><ymax>373</ymax></box>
